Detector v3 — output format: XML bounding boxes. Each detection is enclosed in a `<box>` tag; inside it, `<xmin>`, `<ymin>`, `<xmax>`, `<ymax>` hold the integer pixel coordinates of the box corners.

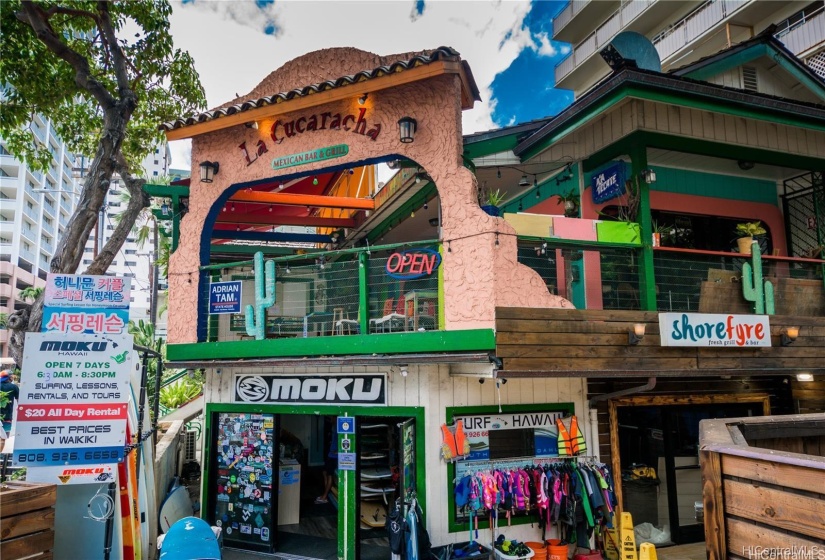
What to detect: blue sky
<box><xmin>168</xmin><ymin>0</ymin><xmax>574</xmax><ymax>165</ymax></box>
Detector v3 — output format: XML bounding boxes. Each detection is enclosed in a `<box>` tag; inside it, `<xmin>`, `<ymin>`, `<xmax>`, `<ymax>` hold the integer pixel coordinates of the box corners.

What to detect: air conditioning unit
<box><xmin>182</xmin><ymin>429</ymin><xmax>198</xmax><ymax>464</ymax></box>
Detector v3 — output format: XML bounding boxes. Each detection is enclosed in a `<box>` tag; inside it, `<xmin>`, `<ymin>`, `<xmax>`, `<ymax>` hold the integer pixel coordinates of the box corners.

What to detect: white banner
<box><xmin>26</xmin><ymin>464</ymin><xmax>116</xmax><ymax>485</ymax></box>
<box><xmin>659</xmin><ymin>313</ymin><xmax>771</xmax><ymax>347</ymax></box>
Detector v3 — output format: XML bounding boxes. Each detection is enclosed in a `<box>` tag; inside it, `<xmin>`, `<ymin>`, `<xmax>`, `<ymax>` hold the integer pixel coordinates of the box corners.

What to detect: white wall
<box><xmin>203</xmin><ymin>363</ymin><xmax>588</xmax><ymax>547</ymax></box>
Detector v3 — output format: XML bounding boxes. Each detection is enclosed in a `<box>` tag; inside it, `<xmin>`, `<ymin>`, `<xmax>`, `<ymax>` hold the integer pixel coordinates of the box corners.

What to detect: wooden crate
<box><xmin>0</xmin><ymin>480</ymin><xmax>56</xmax><ymax>560</ymax></box>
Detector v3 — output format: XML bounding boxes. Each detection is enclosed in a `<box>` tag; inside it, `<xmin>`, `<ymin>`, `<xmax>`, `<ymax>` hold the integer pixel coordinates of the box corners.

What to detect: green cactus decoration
<box><xmin>741</xmin><ymin>242</ymin><xmax>775</xmax><ymax>315</ymax></box>
<box><xmin>245</xmin><ymin>251</ymin><xmax>276</xmax><ymax>340</ymax></box>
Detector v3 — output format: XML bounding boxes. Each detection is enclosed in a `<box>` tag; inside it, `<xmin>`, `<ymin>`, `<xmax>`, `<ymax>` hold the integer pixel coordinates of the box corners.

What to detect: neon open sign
<box><xmin>385</xmin><ymin>249</ymin><xmax>441</xmax><ymax>280</ymax></box>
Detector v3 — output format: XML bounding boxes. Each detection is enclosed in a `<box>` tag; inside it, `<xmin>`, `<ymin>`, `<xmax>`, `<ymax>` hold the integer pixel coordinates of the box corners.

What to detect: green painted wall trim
<box><xmin>519</xmin><ymin>82</ymin><xmax>825</xmax><ymax>162</ymax></box>
<box><xmin>463</xmin><ymin>133</ymin><xmax>522</xmax><ymax>161</ymax></box>
<box><xmin>649</xmin><ymin>166</ymin><xmax>777</xmax><ymax>204</ymax></box>
<box><xmin>680</xmin><ymin>43</ymin><xmax>767</xmax><ymax>81</ymax></box>
<box><xmin>143</xmin><ymin>184</ymin><xmax>190</xmax><ymax>197</ymax></box>
<box><xmin>444</xmin><ymin>402</ymin><xmax>575</xmax><ymax>533</ymax></box>
<box><xmin>358</xmin><ymin>252</ymin><xmax>369</xmax><ymax>335</ymax></box>
<box><xmin>771</xmin><ymin>52</ymin><xmax>825</xmax><ymax>103</ymax></box>
<box><xmin>582</xmin><ymin>131</ymin><xmax>825</xmax><ymax>174</ymax></box>
<box><xmin>367</xmin><ymin>183</ymin><xmax>437</xmax><ymax>242</ymax></box>
<box><xmin>167</xmin><ymin>328</ymin><xmax>496</xmax><ymax>361</ymax></box>
<box><xmin>202</xmin><ymin>402</ymin><xmax>427</xmax><ymax>560</ymax></box>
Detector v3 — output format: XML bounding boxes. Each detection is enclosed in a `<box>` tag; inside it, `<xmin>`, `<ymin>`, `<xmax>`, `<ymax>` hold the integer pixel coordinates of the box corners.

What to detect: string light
<box><xmin>495</xmin><ymin>233</ymin><xmax>500</xmax><ymax>246</ymax></box>
<box><xmin>269</xmin><ymin>205</ymin><xmax>273</xmax><ymax>212</ymax></box>
<box><xmin>447</xmin><ymin>241</ymin><xmax>452</xmax><ymax>252</ymax></box>
<box><xmin>411</xmin><ymin>210</ymin><xmax>415</xmax><ymax>218</ymax></box>
<box><xmin>518</xmin><ymin>200</ymin><xmax>523</xmax><ymax>211</ymax></box>
<box><xmin>535</xmin><ymin>187</ymin><xmax>541</xmax><ymax>199</ymax></box>
<box><xmin>313</xmin><ymin>176</ymin><xmax>319</xmax><ymax>185</ymax></box>
<box><xmin>278</xmin><ymin>183</ymin><xmax>285</xmax><ymax>190</ymax></box>
<box><xmin>423</xmin><ymin>202</ymin><xmax>428</xmax><ymax>210</ymax></box>
<box><xmin>285</xmin><ymin>264</ymin><xmax>291</xmax><ymax>274</ymax></box>
<box><xmin>231</xmin><ymin>203</ymin><xmax>235</xmax><ymax>211</ymax></box>
<box><xmin>497</xmin><ymin>168</ymin><xmax>501</xmax><ymax>179</ymax></box>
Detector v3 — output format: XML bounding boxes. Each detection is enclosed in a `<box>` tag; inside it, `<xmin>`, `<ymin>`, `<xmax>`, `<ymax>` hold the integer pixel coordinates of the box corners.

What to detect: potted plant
<box><xmin>554</xmin><ymin>189</ymin><xmax>580</xmax><ymax>218</ymax></box>
<box><xmin>651</xmin><ymin>221</ymin><xmax>673</xmax><ymax>247</ymax></box>
<box><xmin>735</xmin><ymin>221</ymin><xmax>766</xmax><ymax>255</ymax></box>
<box><xmin>480</xmin><ymin>188</ymin><xmax>506</xmax><ymax>217</ymax></box>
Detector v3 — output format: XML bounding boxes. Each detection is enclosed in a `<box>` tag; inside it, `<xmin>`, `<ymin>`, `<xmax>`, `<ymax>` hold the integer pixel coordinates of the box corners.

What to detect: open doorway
<box><xmin>610</xmin><ymin>395</ymin><xmax>769</xmax><ymax>544</ymax></box>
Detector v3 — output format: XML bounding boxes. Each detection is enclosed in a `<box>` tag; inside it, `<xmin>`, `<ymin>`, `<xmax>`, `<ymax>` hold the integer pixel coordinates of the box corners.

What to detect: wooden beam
<box><xmin>229</xmin><ymin>191</ymin><xmax>374</xmax><ymax>210</ymax></box>
<box><xmin>215</xmin><ymin>214</ymin><xmax>355</xmax><ymax>228</ymax></box>
<box><xmin>164</xmin><ymin>61</ymin><xmax>463</xmax><ymax>141</ymax></box>
<box><xmin>701</xmin><ymin>450</ymin><xmax>726</xmax><ymax>560</ymax></box>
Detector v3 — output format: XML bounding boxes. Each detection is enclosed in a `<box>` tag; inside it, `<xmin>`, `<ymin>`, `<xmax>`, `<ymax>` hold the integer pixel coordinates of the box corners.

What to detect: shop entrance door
<box><xmin>210</xmin><ymin>412</ymin><xmax>279</xmax><ymax>553</ymax></box>
<box><xmin>616</xmin><ymin>400</ymin><xmax>766</xmax><ymax>544</ymax></box>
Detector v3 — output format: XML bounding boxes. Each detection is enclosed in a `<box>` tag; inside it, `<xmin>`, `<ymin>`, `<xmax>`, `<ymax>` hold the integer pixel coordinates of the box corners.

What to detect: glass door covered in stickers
<box><xmin>211</xmin><ymin>412</ymin><xmax>278</xmax><ymax>553</ymax></box>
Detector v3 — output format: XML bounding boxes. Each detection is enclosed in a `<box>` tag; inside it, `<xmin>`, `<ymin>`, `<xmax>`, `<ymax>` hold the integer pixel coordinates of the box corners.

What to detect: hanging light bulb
<box><xmin>269</xmin><ymin>205</ymin><xmax>273</xmax><ymax>212</ymax></box>
<box><xmin>533</xmin><ymin>175</ymin><xmax>538</xmax><ymax>188</ymax></box>
<box><xmin>497</xmin><ymin>167</ymin><xmax>501</xmax><ymax>179</ymax></box>
<box><xmin>518</xmin><ymin>200</ymin><xmax>523</xmax><ymax>211</ymax></box>
<box><xmin>231</xmin><ymin>203</ymin><xmax>236</xmax><ymax>211</ymax></box>
<box><xmin>278</xmin><ymin>182</ymin><xmax>285</xmax><ymax>190</ymax></box>
<box><xmin>535</xmin><ymin>188</ymin><xmax>541</xmax><ymax>199</ymax></box>
<box><xmin>312</xmin><ymin>176</ymin><xmax>319</xmax><ymax>185</ymax></box>
<box><xmin>285</xmin><ymin>264</ymin><xmax>291</xmax><ymax>274</ymax></box>
<box><xmin>423</xmin><ymin>201</ymin><xmax>428</xmax><ymax>210</ymax></box>
<box><xmin>411</xmin><ymin>210</ymin><xmax>415</xmax><ymax>218</ymax></box>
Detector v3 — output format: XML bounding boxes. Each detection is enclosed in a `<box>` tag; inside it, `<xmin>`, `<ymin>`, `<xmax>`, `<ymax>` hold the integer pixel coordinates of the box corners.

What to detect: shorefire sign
<box><xmin>659</xmin><ymin>313</ymin><xmax>771</xmax><ymax>347</ymax></box>
<box><xmin>234</xmin><ymin>374</ymin><xmax>386</xmax><ymax>405</ymax></box>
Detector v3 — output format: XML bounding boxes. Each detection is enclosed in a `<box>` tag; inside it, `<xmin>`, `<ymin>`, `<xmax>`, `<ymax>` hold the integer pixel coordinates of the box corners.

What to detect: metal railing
<box><xmin>556</xmin><ymin>0</ymin><xmax>656</xmax><ymax>83</ymax></box>
<box><xmin>775</xmin><ymin>8</ymin><xmax>825</xmax><ymax>56</ymax></box>
<box><xmin>653</xmin><ymin>0</ymin><xmax>753</xmax><ymax>62</ymax></box>
<box><xmin>516</xmin><ymin>239</ymin><xmax>824</xmax><ymax>315</ymax></box>
<box><xmin>203</xmin><ymin>241</ymin><xmax>441</xmax><ymax>342</ymax></box>
<box><xmin>553</xmin><ymin>0</ymin><xmax>592</xmax><ymax>37</ymax></box>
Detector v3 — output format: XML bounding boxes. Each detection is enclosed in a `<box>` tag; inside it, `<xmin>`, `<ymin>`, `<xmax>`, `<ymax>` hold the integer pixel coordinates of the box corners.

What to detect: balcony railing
<box><xmin>517</xmin><ymin>239</ymin><xmax>824</xmax><ymax>316</ymax></box>
<box><xmin>553</xmin><ymin>0</ymin><xmax>592</xmax><ymax>37</ymax></box>
<box><xmin>201</xmin><ymin>241</ymin><xmax>441</xmax><ymax>343</ymax></box>
<box><xmin>775</xmin><ymin>8</ymin><xmax>825</xmax><ymax>56</ymax></box>
<box><xmin>19</xmin><ymin>247</ymin><xmax>36</xmax><ymax>264</ymax></box>
<box><xmin>653</xmin><ymin>0</ymin><xmax>753</xmax><ymax>62</ymax></box>
<box><xmin>556</xmin><ymin>0</ymin><xmax>656</xmax><ymax>83</ymax></box>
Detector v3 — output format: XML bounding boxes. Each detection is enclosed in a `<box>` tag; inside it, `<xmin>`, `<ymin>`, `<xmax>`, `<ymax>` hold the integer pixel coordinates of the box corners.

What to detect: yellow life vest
<box><xmin>556</xmin><ymin>415</ymin><xmax>587</xmax><ymax>456</ymax></box>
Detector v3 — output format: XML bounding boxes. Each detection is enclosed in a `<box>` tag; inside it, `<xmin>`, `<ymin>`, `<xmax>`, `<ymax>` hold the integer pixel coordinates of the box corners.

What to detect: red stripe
<box><xmin>16</xmin><ymin>403</ymin><xmax>128</xmax><ymax>422</ymax></box>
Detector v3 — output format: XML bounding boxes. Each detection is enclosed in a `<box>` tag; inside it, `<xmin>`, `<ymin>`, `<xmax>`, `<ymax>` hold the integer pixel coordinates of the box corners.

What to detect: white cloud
<box><xmin>167</xmin><ymin>0</ymin><xmax>535</xmax><ymax>169</ymax></box>
<box><xmin>534</xmin><ymin>31</ymin><xmax>560</xmax><ymax>57</ymax></box>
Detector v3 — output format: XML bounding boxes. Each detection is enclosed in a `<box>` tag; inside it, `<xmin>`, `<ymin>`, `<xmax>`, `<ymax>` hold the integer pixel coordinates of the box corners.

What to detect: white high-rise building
<box><xmin>80</xmin><ymin>144</ymin><xmax>171</xmax><ymax>325</ymax></box>
<box><xmin>0</xmin><ymin>115</ymin><xmax>80</xmax><ymax>359</ymax></box>
<box><xmin>554</xmin><ymin>0</ymin><xmax>825</xmax><ymax>98</ymax></box>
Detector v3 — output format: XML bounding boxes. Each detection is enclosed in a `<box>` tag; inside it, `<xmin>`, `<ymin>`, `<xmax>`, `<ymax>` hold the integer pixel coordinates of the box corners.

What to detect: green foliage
<box><xmin>485</xmin><ymin>189</ymin><xmax>506</xmax><ymax>207</ymax></box>
<box><xmin>736</xmin><ymin>221</ymin><xmax>767</xmax><ymax>237</ymax></box>
<box><xmin>0</xmin><ymin>390</ymin><xmax>8</xmax><ymax>411</ymax></box>
<box><xmin>18</xmin><ymin>286</ymin><xmax>44</xmax><ymax>302</ymax></box>
<box><xmin>0</xmin><ymin>1</ymin><xmax>205</xmax><ymax>172</ymax></box>
<box><xmin>0</xmin><ymin>313</ymin><xmax>7</xmax><ymax>329</ymax></box>
<box><xmin>159</xmin><ymin>378</ymin><xmax>202</xmax><ymax>409</ymax></box>
<box><xmin>554</xmin><ymin>188</ymin><xmax>580</xmax><ymax>204</ymax></box>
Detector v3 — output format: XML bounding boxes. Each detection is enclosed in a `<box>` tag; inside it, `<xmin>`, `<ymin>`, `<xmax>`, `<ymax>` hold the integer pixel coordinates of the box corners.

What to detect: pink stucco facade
<box><xmin>167</xmin><ymin>48</ymin><xmax>570</xmax><ymax>343</ymax></box>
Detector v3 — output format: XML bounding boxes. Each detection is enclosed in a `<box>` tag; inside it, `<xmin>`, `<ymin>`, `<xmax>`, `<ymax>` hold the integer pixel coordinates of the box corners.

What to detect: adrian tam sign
<box><xmin>209</xmin><ymin>281</ymin><xmax>242</xmax><ymax>314</ymax></box>
<box><xmin>659</xmin><ymin>313</ymin><xmax>771</xmax><ymax>347</ymax></box>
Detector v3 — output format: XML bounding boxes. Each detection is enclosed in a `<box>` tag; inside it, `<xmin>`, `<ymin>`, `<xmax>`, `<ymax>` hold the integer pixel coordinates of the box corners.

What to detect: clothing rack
<box><xmin>455</xmin><ymin>455</ymin><xmax>601</xmax><ymax>477</ymax></box>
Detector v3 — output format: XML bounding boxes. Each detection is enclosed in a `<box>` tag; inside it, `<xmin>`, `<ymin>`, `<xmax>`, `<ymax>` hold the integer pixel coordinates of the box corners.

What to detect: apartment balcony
<box><xmin>42</xmin><ymin>200</ymin><xmax>56</xmax><ymax>219</ymax></box>
<box><xmin>23</xmin><ymin>182</ymin><xmax>38</xmax><ymax>201</ymax></box>
<box><xmin>0</xmin><ymin>176</ymin><xmax>19</xmax><ymax>200</ymax></box>
<box><xmin>775</xmin><ymin>6</ymin><xmax>825</xmax><ymax>58</ymax></box>
<box><xmin>553</xmin><ymin>0</ymin><xmax>620</xmax><ymax>44</ymax></box>
<box><xmin>60</xmin><ymin>196</ymin><xmax>72</xmax><ymax>214</ymax></box>
<box><xmin>20</xmin><ymin>227</ymin><xmax>36</xmax><ymax>243</ymax></box>
<box><xmin>41</xmin><ymin>237</ymin><xmax>54</xmax><ymax>253</ymax></box>
<box><xmin>22</xmin><ymin>205</ymin><xmax>39</xmax><ymax>222</ymax></box>
<box><xmin>18</xmin><ymin>247</ymin><xmax>36</xmax><ymax>265</ymax></box>
<box><xmin>0</xmin><ymin>220</ymin><xmax>14</xmax><ymax>237</ymax></box>
<box><xmin>555</xmin><ymin>0</ymin><xmax>697</xmax><ymax>93</ymax></box>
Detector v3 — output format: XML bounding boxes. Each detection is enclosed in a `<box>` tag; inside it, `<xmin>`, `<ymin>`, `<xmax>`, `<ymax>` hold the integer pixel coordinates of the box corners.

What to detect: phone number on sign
<box><xmin>15</xmin><ymin>450</ymin><xmax>120</xmax><ymax>463</ymax></box>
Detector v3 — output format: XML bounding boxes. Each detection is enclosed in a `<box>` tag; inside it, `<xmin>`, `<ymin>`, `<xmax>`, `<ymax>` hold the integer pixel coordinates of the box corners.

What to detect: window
<box><xmin>153</xmin><ymin>171</ymin><xmax>158</xmax><ymax>176</ymax></box>
<box><xmin>125</xmin><ymin>261</ymin><xmax>136</xmax><ymax>266</ymax></box>
<box><xmin>83</xmin><ymin>259</ymin><xmax>91</xmax><ymax>265</ymax></box>
<box><xmin>125</xmin><ymin>249</ymin><xmax>137</xmax><ymax>255</ymax></box>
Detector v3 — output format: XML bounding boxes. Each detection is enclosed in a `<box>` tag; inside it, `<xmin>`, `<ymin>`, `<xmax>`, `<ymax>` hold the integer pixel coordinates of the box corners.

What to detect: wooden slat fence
<box><xmin>700</xmin><ymin>413</ymin><xmax>825</xmax><ymax>560</ymax></box>
<box><xmin>0</xmin><ymin>481</ymin><xmax>56</xmax><ymax>560</ymax></box>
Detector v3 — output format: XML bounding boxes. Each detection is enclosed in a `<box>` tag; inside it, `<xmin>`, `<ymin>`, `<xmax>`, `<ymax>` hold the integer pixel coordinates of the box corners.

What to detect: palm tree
<box><xmin>18</xmin><ymin>286</ymin><xmax>44</xmax><ymax>303</ymax></box>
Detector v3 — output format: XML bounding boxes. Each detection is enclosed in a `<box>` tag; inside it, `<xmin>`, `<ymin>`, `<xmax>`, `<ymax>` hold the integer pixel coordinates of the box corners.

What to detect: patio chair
<box><xmin>334</xmin><ymin>308</ymin><xmax>360</xmax><ymax>335</ymax></box>
<box><xmin>370</xmin><ymin>297</ymin><xmax>408</xmax><ymax>333</ymax></box>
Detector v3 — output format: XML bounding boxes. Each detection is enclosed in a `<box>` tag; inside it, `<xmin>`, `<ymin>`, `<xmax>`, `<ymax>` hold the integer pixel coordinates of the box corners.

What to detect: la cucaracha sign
<box><xmin>234</xmin><ymin>373</ymin><xmax>386</xmax><ymax>405</ymax></box>
<box><xmin>591</xmin><ymin>161</ymin><xmax>626</xmax><ymax>204</ymax></box>
<box><xmin>210</xmin><ymin>281</ymin><xmax>242</xmax><ymax>314</ymax></box>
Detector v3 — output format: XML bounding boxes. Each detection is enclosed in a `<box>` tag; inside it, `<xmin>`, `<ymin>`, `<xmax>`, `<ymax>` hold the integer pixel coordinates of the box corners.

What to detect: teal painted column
<box><xmin>359</xmin><ymin>252</ymin><xmax>369</xmax><ymax>335</ymax></box>
<box><xmin>631</xmin><ymin>145</ymin><xmax>657</xmax><ymax>311</ymax></box>
<box><xmin>337</xmin><ymin>418</ymin><xmax>357</xmax><ymax>560</ymax></box>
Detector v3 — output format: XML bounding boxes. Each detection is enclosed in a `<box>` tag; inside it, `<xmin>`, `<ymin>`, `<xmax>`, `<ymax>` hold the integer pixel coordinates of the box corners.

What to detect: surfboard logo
<box><xmin>236</xmin><ymin>376</ymin><xmax>269</xmax><ymax>402</ymax></box>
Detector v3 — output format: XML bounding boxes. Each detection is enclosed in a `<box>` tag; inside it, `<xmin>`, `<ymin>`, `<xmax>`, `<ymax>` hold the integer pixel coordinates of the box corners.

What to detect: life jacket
<box><xmin>440</xmin><ymin>420</ymin><xmax>470</xmax><ymax>461</ymax></box>
<box><xmin>556</xmin><ymin>415</ymin><xmax>587</xmax><ymax>457</ymax></box>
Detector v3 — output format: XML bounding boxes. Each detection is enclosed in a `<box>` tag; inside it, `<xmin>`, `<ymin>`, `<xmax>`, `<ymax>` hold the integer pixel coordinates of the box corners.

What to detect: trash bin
<box><xmin>621</xmin><ymin>477</ymin><xmax>660</xmax><ymax>526</ymax></box>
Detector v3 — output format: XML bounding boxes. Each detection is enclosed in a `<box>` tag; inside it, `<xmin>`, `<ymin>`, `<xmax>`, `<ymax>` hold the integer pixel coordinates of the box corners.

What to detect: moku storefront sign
<box><xmin>234</xmin><ymin>373</ymin><xmax>387</xmax><ymax>405</ymax></box>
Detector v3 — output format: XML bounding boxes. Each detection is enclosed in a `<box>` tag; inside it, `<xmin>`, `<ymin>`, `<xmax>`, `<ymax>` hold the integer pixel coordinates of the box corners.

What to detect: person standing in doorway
<box><xmin>315</xmin><ymin>416</ymin><xmax>338</xmax><ymax>504</ymax></box>
<box><xmin>0</xmin><ymin>370</ymin><xmax>20</xmax><ymax>452</ymax></box>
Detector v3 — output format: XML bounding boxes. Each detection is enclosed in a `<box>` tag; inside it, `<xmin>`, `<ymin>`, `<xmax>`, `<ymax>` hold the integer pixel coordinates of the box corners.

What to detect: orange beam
<box><xmin>230</xmin><ymin>191</ymin><xmax>374</xmax><ymax>210</ymax></box>
<box><xmin>164</xmin><ymin>61</ymin><xmax>460</xmax><ymax>141</ymax></box>
<box><xmin>215</xmin><ymin>214</ymin><xmax>355</xmax><ymax>228</ymax></box>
